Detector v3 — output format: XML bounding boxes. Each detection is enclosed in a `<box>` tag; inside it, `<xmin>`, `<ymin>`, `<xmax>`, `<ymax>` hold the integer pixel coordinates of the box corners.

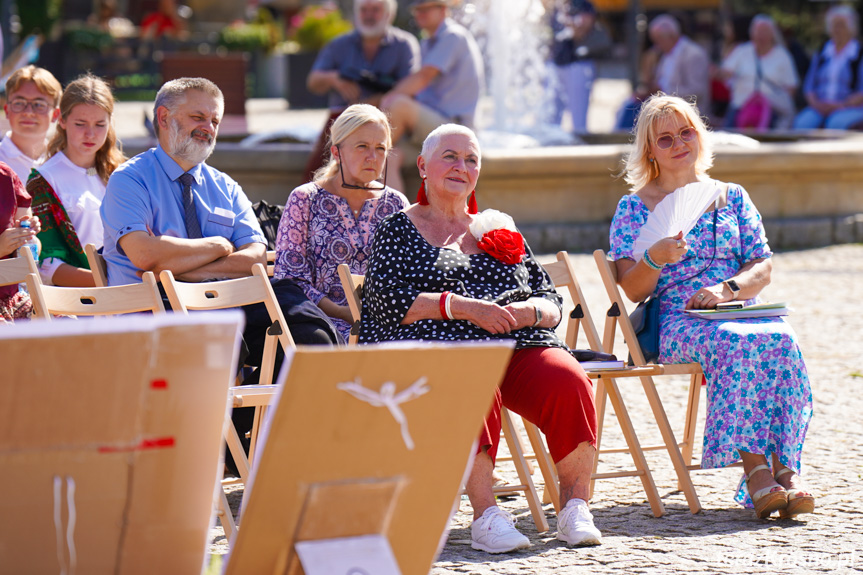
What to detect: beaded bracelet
<box><xmin>643</xmin><ymin>249</ymin><xmax>665</xmax><ymax>270</ymax></box>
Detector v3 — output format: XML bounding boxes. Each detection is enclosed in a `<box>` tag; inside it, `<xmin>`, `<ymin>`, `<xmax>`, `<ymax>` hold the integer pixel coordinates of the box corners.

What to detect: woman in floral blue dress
<box><xmin>274</xmin><ymin>104</ymin><xmax>408</xmax><ymax>341</ymax></box>
<box><xmin>609</xmin><ymin>94</ymin><xmax>814</xmax><ymax>519</ymax></box>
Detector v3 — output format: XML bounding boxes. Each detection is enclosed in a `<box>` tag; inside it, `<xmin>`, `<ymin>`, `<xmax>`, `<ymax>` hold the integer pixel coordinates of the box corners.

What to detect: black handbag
<box><xmin>630</xmin><ymin>295</ymin><xmax>662</xmax><ymax>363</ymax></box>
<box><xmin>629</xmin><ymin>199</ymin><xmax>719</xmax><ymax>364</ymax></box>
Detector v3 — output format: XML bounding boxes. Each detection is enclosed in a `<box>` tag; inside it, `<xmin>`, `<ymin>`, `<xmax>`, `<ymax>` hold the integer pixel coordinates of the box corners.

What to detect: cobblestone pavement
<box><xmin>210</xmin><ymin>244</ymin><xmax>863</xmax><ymax>574</ymax></box>
<box><xmin>430</xmin><ymin>245</ymin><xmax>863</xmax><ymax>575</ymax></box>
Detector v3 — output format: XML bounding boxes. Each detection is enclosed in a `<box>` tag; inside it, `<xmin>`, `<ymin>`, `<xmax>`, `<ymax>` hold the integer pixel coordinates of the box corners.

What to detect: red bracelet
<box><xmin>440</xmin><ymin>291</ymin><xmax>451</xmax><ymax>320</ymax></box>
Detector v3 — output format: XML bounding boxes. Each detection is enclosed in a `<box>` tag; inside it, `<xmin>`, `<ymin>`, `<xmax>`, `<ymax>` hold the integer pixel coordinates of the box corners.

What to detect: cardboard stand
<box><xmin>224</xmin><ymin>342</ymin><xmax>514</xmax><ymax>575</ymax></box>
<box><xmin>0</xmin><ymin>312</ymin><xmax>244</xmax><ymax>575</ymax></box>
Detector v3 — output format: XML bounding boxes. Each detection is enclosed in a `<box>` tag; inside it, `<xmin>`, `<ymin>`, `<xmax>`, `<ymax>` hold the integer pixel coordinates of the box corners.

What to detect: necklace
<box><xmin>86</xmin><ymin>166</ymin><xmax>98</xmax><ymax>177</ymax></box>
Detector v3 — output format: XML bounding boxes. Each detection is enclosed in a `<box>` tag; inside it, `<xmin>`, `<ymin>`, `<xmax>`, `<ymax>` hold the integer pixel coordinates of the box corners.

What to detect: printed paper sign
<box><xmin>295</xmin><ymin>535</ymin><xmax>401</xmax><ymax>575</ymax></box>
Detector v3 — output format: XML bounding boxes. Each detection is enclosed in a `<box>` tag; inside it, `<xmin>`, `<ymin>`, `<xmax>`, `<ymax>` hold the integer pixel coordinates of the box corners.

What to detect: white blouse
<box><xmin>36</xmin><ymin>151</ymin><xmax>106</xmax><ymax>284</ymax></box>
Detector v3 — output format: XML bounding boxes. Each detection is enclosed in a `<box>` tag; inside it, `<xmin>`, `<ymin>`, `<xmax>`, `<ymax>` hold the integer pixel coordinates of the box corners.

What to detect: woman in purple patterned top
<box><xmin>274</xmin><ymin>104</ymin><xmax>408</xmax><ymax>341</ymax></box>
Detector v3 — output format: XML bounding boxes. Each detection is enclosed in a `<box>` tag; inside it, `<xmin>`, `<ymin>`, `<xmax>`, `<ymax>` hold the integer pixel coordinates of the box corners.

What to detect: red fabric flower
<box><xmin>477</xmin><ymin>228</ymin><xmax>525</xmax><ymax>265</ymax></box>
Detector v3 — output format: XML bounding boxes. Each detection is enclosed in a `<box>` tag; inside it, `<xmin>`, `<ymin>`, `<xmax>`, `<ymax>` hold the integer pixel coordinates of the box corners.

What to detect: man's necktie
<box><xmin>178</xmin><ymin>172</ymin><xmax>203</xmax><ymax>239</ymax></box>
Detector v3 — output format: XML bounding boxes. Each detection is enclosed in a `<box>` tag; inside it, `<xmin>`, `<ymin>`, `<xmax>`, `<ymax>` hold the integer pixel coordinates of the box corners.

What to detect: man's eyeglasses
<box><xmin>655</xmin><ymin>127</ymin><xmax>696</xmax><ymax>150</ymax></box>
<box><xmin>7</xmin><ymin>99</ymin><xmax>52</xmax><ymax>114</ymax></box>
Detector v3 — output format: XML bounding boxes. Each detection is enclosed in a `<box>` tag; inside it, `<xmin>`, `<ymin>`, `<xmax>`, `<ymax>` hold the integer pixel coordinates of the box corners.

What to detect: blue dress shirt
<box><xmin>100</xmin><ymin>145</ymin><xmax>266</xmax><ymax>286</ymax></box>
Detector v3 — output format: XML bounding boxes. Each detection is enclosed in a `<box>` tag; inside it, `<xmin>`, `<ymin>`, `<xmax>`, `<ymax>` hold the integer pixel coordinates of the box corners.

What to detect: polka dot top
<box><xmin>358</xmin><ymin>211</ymin><xmax>566</xmax><ymax>350</ymax></box>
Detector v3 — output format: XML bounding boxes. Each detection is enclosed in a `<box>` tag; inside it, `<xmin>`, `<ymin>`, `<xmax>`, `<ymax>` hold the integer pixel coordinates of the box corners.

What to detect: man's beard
<box><xmin>167</xmin><ymin>118</ymin><xmax>216</xmax><ymax>166</ymax></box>
<box><xmin>356</xmin><ymin>19</ymin><xmax>388</xmax><ymax>38</ymax></box>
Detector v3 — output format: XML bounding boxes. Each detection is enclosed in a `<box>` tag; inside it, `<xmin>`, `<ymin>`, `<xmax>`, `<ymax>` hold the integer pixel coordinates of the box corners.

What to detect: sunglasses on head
<box><xmin>654</xmin><ymin>127</ymin><xmax>696</xmax><ymax>150</ymax></box>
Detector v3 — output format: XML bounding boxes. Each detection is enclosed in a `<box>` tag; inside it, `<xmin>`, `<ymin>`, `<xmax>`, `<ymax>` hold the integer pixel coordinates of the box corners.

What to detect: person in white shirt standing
<box><xmin>720</xmin><ymin>14</ymin><xmax>799</xmax><ymax>129</ymax></box>
<box><xmin>0</xmin><ymin>66</ymin><xmax>62</xmax><ymax>182</ymax></box>
<box><xmin>28</xmin><ymin>74</ymin><xmax>125</xmax><ymax>286</ymax></box>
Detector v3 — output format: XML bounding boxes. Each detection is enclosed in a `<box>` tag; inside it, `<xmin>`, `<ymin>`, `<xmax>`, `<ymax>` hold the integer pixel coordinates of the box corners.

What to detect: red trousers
<box><xmin>479</xmin><ymin>347</ymin><xmax>597</xmax><ymax>464</ymax></box>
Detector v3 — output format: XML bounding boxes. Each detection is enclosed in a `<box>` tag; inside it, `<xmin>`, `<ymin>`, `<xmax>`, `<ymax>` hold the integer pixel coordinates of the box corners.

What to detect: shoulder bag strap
<box><xmin>655</xmin><ymin>195</ymin><xmax>720</xmax><ymax>299</ymax></box>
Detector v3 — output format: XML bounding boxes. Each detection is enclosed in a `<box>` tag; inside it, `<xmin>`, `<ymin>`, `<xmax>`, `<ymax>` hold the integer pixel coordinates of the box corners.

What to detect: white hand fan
<box><xmin>633</xmin><ymin>180</ymin><xmax>721</xmax><ymax>259</ymax></box>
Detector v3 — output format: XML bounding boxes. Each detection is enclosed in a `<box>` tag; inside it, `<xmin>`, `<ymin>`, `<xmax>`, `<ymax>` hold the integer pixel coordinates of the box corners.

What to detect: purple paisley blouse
<box><xmin>274</xmin><ymin>182</ymin><xmax>409</xmax><ymax>340</ymax></box>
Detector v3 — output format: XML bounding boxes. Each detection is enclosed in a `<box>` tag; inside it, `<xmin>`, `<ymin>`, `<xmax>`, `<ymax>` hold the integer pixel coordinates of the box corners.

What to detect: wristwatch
<box><xmin>724</xmin><ymin>279</ymin><xmax>741</xmax><ymax>300</ymax></box>
<box><xmin>533</xmin><ymin>304</ymin><xmax>543</xmax><ymax>327</ymax></box>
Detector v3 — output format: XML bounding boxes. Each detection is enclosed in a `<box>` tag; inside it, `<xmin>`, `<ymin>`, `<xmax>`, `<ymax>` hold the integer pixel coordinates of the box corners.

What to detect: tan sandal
<box><xmin>775</xmin><ymin>467</ymin><xmax>815</xmax><ymax>519</ymax></box>
<box><xmin>746</xmin><ymin>464</ymin><xmax>788</xmax><ymax>519</ymax></box>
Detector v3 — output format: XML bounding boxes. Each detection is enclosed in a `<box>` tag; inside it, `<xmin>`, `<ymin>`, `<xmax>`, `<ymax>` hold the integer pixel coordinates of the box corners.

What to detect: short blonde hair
<box><xmin>314</xmin><ymin>103</ymin><xmax>392</xmax><ymax>181</ymax></box>
<box><xmin>5</xmin><ymin>65</ymin><xmax>62</xmax><ymax>106</ymax></box>
<box><xmin>622</xmin><ymin>93</ymin><xmax>713</xmax><ymax>191</ymax></box>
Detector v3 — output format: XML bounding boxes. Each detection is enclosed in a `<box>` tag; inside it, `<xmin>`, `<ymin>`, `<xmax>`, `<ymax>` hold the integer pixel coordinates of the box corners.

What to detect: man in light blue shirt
<box><xmin>102</xmin><ymin>78</ymin><xmax>339</xmax><ymax>466</ymax></box>
<box><xmin>101</xmin><ymin>78</ymin><xmax>339</xmax><ymax>348</ymax></box>
<box><xmin>303</xmin><ymin>0</ymin><xmax>419</xmax><ymax>181</ymax></box>
<box><xmin>102</xmin><ymin>78</ymin><xmax>266</xmax><ymax>286</ymax></box>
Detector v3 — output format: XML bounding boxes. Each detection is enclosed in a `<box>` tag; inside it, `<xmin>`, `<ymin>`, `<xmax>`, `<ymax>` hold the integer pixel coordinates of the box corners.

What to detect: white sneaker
<box><xmin>470</xmin><ymin>506</ymin><xmax>531</xmax><ymax>553</ymax></box>
<box><xmin>557</xmin><ymin>499</ymin><xmax>602</xmax><ymax>546</ymax></box>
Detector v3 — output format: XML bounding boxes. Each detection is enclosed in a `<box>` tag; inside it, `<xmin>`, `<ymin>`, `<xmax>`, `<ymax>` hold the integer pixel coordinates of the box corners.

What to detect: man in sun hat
<box><xmin>380</xmin><ymin>0</ymin><xmax>483</xmax><ymax>191</ymax></box>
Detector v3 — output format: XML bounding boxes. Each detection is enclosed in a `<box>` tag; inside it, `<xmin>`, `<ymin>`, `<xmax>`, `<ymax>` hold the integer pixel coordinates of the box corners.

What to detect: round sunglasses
<box><xmin>655</xmin><ymin>127</ymin><xmax>696</xmax><ymax>150</ymax></box>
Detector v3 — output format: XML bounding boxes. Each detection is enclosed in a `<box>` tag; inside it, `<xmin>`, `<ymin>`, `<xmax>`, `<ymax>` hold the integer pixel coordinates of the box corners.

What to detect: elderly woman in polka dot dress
<box><xmin>359</xmin><ymin>124</ymin><xmax>601</xmax><ymax>554</ymax></box>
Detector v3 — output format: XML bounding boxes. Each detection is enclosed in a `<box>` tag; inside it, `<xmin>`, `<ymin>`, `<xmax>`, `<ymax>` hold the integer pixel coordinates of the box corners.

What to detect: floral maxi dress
<box><xmin>609</xmin><ymin>184</ymin><xmax>813</xmax><ymax>506</ymax></box>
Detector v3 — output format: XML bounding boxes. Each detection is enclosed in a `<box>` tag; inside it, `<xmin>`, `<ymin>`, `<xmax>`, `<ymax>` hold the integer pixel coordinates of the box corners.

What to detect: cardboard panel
<box><xmin>225</xmin><ymin>342</ymin><xmax>514</xmax><ymax>575</ymax></box>
<box><xmin>0</xmin><ymin>313</ymin><xmax>244</xmax><ymax>575</ymax></box>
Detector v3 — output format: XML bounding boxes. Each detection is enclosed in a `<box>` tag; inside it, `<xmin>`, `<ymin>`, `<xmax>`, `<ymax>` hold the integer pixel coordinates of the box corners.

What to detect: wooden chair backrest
<box><xmin>0</xmin><ymin>248</ymin><xmax>40</xmax><ymax>292</ymax></box>
<box><xmin>266</xmin><ymin>250</ymin><xmax>275</xmax><ymax>277</ymax></box>
<box><xmin>84</xmin><ymin>243</ymin><xmax>108</xmax><ymax>287</ymax></box>
<box><xmin>592</xmin><ymin>249</ymin><xmax>650</xmax><ymax>366</ymax></box>
<box><xmin>541</xmin><ymin>251</ymin><xmax>607</xmax><ymax>353</ymax></box>
<box><xmin>28</xmin><ymin>271</ymin><xmax>165</xmax><ymax>318</ymax></box>
<box><xmin>159</xmin><ymin>263</ymin><xmax>295</xmax><ymax>351</ymax></box>
<box><xmin>337</xmin><ymin>263</ymin><xmax>365</xmax><ymax>344</ymax></box>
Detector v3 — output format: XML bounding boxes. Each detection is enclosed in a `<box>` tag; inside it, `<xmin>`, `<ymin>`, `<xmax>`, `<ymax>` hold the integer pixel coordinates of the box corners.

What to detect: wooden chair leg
<box><xmin>638</xmin><ymin>375</ymin><xmax>702</xmax><ymax>514</ymax></box>
<box><xmin>589</xmin><ymin>376</ymin><xmax>608</xmax><ymax>500</ymax></box>
<box><xmin>522</xmin><ymin>420</ymin><xmax>560</xmax><ymax>513</ymax></box>
<box><xmin>679</xmin><ymin>373</ymin><xmax>703</xmax><ymax>490</ymax></box>
<box><xmin>500</xmin><ymin>409</ymin><xmax>549</xmax><ymax>533</ymax></box>
<box><xmin>598</xmin><ymin>377</ymin><xmax>666</xmax><ymax>517</ymax></box>
<box><xmin>217</xmin><ymin>487</ymin><xmax>236</xmax><ymax>541</ymax></box>
<box><xmin>225</xmin><ymin>421</ymin><xmax>251</xmax><ymax>486</ymax></box>
<box><xmin>247</xmin><ymin>405</ymin><xmax>268</xmax><ymax>465</ymax></box>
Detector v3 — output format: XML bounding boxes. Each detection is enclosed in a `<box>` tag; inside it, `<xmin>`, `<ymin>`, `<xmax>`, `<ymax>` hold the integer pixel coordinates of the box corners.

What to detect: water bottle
<box><xmin>17</xmin><ymin>220</ymin><xmax>39</xmax><ymax>294</ymax></box>
<box><xmin>17</xmin><ymin>220</ymin><xmax>39</xmax><ymax>262</ymax></box>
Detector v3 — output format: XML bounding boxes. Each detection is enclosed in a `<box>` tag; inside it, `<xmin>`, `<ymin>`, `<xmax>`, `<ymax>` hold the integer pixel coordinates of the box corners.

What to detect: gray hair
<box><xmin>749</xmin><ymin>14</ymin><xmax>784</xmax><ymax>47</ymax></box>
<box><xmin>420</xmin><ymin>123</ymin><xmax>481</xmax><ymax>159</ymax></box>
<box><xmin>355</xmin><ymin>0</ymin><xmax>397</xmax><ymax>20</ymax></box>
<box><xmin>153</xmin><ymin>77</ymin><xmax>224</xmax><ymax>137</ymax></box>
<box><xmin>649</xmin><ymin>14</ymin><xmax>681</xmax><ymax>38</ymax></box>
<box><xmin>826</xmin><ymin>5</ymin><xmax>859</xmax><ymax>38</ymax></box>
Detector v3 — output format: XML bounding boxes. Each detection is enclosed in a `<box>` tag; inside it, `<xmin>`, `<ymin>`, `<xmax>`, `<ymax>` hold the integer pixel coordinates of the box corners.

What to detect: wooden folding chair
<box><xmin>533</xmin><ymin>251</ymin><xmax>689</xmax><ymax>517</ymax></box>
<box><xmin>591</xmin><ymin>249</ymin><xmax>706</xmax><ymax>514</ymax></box>
<box><xmin>337</xmin><ymin>263</ymin><xmax>554</xmax><ymax>532</ymax></box>
<box><xmin>27</xmin><ymin>270</ymin><xmax>165</xmax><ymax>319</ymax></box>
<box><xmin>0</xmin><ymin>248</ymin><xmax>41</xmax><ymax>303</ymax></box>
<box><xmin>84</xmin><ymin>243</ymin><xmax>108</xmax><ymax>287</ymax></box>
<box><xmin>159</xmin><ymin>262</ymin><xmax>294</xmax><ymax>539</ymax></box>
